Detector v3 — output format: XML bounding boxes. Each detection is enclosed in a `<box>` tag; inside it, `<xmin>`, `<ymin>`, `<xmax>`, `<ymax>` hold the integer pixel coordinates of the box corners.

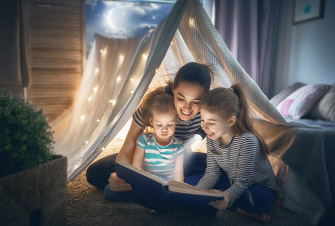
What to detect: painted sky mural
<box><xmin>86</xmin><ymin>0</ymin><xmax>175</xmax><ymax>55</ymax></box>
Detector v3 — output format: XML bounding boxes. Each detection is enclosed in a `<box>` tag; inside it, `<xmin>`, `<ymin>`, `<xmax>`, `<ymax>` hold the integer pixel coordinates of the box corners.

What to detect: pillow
<box><xmin>270</xmin><ymin>82</ymin><xmax>305</xmax><ymax>107</ymax></box>
<box><xmin>276</xmin><ymin>84</ymin><xmax>331</xmax><ymax>120</ymax></box>
<box><xmin>309</xmin><ymin>83</ymin><xmax>335</xmax><ymax>121</ymax></box>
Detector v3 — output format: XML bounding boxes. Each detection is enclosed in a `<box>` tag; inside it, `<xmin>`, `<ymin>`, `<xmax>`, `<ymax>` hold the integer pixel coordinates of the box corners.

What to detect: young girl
<box><xmin>95</xmin><ymin>62</ymin><xmax>213</xmax><ymax>201</ymax></box>
<box><xmin>132</xmin><ymin>94</ymin><xmax>184</xmax><ymax>182</ymax></box>
<box><xmin>197</xmin><ymin>85</ymin><xmax>278</xmax><ymax>224</ymax></box>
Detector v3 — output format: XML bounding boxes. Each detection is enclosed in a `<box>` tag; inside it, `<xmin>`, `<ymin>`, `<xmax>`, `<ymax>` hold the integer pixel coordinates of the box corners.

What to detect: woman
<box><xmin>86</xmin><ymin>62</ymin><xmax>213</xmax><ymax>199</ymax></box>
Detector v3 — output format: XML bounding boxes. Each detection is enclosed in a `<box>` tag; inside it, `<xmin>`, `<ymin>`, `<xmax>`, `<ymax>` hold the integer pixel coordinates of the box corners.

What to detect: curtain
<box><xmin>214</xmin><ymin>0</ymin><xmax>280</xmax><ymax>97</ymax></box>
<box><xmin>0</xmin><ymin>0</ymin><xmax>31</xmax><ymax>95</ymax></box>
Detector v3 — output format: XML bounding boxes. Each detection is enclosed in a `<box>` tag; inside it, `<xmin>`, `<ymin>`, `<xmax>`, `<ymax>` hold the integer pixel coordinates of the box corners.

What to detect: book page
<box><xmin>117</xmin><ymin>161</ymin><xmax>167</xmax><ymax>185</ymax></box>
<box><xmin>167</xmin><ymin>180</ymin><xmax>223</xmax><ymax>197</ymax></box>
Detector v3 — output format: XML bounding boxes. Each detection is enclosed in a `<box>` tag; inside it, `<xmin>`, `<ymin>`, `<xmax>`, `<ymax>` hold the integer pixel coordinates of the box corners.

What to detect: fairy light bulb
<box><xmin>142</xmin><ymin>54</ymin><xmax>148</xmax><ymax>60</ymax></box>
<box><xmin>85</xmin><ymin>140</ymin><xmax>89</xmax><ymax>144</ymax></box>
<box><xmin>95</xmin><ymin>68</ymin><xmax>99</xmax><ymax>73</ymax></box>
<box><xmin>80</xmin><ymin>115</ymin><xmax>86</xmax><ymax>121</ymax></box>
<box><xmin>109</xmin><ymin>99</ymin><xmax>116</xmax><ymax>105</ymax></box>
<box><xmin>100</xmin><ymin>48</ymin><xmax>107</xmax><ymax>56</ymax></box>
<box><xmin>189</xmin><ymin>18</ymin><xmax>195</xmax><ymax>28</ymax></box>
<box><xmin>119</xmin><ymin>55</ymin><xmax>124</xmax><ymax>64</ymax></box>
<box><xmin>88</xmin><ymin>96</ymin><xmax>92</xmax><ymax>102</ymax></box>
<box><xmin>93</xmin><ymin>86</ymin><xmax>98</xmax><ymax>93</ymax></box>
<box><xmin>96</xmin><ymin>119</ymin><xmax>100</xmax><ymax>122</ymax></box>
<box><xmin>116</xmin><ymin>76</ymin><xmax>121</xmax><ymax>83</ymax></box>
<box><xmin>130</xmin><ymin>90</ymin><xmax>134</xmax><ymax>94</ymax></box>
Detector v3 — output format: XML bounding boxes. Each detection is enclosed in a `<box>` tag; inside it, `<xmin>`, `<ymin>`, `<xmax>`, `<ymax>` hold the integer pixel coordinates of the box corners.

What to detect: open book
<box><xmin>115</xmin><ymin>161</ymin><xmax>223</xmax><ymax>213</ymax></box>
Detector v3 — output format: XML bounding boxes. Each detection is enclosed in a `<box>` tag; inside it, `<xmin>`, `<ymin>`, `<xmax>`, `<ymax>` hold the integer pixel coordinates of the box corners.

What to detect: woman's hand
<box><xmin>108</xmin><ymin>172</ymin><xmax>132</xmax><ymax>191</ymax></box>
<box><xmin>208</xmin><ymin>190</ymin><xmax>231</xmax><ymax>210</ymax></box>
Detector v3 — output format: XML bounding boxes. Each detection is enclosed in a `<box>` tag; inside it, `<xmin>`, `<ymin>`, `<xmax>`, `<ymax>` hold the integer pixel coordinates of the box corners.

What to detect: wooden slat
<box><xmin>26</xmin><ymin>0</ymin><xmax>84</xmax><ymax>122</ymax></box>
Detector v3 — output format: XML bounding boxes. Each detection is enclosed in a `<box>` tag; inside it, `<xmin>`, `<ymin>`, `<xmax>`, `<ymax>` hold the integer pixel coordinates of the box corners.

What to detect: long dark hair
<box><xmin>165</xmin><ymin>62</ymin><xmax>214</xmax><ymax>95</ymax></box>
<box><xmin>139</xmin><ymin>62</ymin><xmax>213</xmax><ymax>125</ymax></box>
<box><xmin>200</xmin><ymin>84</ymin><xmax>269</xmax><ymax>158</ymax></box>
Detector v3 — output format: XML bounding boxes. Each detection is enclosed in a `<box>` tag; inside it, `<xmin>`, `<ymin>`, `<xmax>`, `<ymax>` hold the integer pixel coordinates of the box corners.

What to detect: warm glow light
<box><xmin>97</xmin><ymin>119</ymin><xmax>100</xmax><ymax>122</ymax></box>
<box><xmin>130</xmin><ymin>90</ymin><xmax>134</xmax><ymax>94</ymax></box>
<box><xmin>93</xmin><ymin>86</ymin><xmax>98</xmax><ymax>93</ymax></box>
<box><xmin>116</xmin><ymin>76</ymin><xmax>121</xmax><ymax>83</ymax></box>
<box><xmin>81</xmin><ymin>115</ymin><xmax>86</xmax><ymax>121</ymax></box>
<box><xmin>85</xmin><ymin>140</ymin><xmax>89</xmax><ymax>144</ymax></box>
<box><xmin>95</xmin><ymin>68</ymin><xmax>99</xmax><ymax>73</ymax></box>
<box><xmin>88</xmin><ymin>96</ymin><xmax>92</xmax><ymax>102</ymax></box>
<box><xmin>101</xmin><ymin>147</ymin><xmax>105</xmax><ymax>151</ymax></box>
<box><xmin>142</xmin><ymin>54</ymin><xmax>148</xmax><ymax>60</ymax></box>
<box><xmin>130</xmin><ymin>78</ymin><xmax>134</xmax><ymax>82</ymax></box>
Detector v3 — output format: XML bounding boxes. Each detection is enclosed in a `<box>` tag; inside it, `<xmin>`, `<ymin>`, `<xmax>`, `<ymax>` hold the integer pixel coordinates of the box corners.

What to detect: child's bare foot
<box><xmin>237</xmin><ymin>208</ymin><xmax>271</xmax><ymax>224</ymax></box>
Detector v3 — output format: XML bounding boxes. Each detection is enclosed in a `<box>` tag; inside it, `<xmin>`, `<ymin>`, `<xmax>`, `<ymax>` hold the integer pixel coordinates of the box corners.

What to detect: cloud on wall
<box><xmin>102</xmin><ymin>1</ymin><xmax>165</xmax><ymax>38</ymax></box>
<box><xmin>85</xmin><ymin>0</ymin><xmax>173</xmax><ymax>54</ymax></box>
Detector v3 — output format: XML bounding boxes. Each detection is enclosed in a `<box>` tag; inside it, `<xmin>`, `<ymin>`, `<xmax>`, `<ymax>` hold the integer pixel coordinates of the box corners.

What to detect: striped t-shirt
<box><xmin>136</xmin><ymin>133</ymin><xmax>184</xmax><ymax>180</ymax></box>
<box><xmin>133</xmin><ymin>107</ymin><xmax>203</xmax><ymax>141</ymax></box>
<box><xmin>196</xmin><ymin>133</ymin><xmax>278</xmax><ymax>205</ymax></box>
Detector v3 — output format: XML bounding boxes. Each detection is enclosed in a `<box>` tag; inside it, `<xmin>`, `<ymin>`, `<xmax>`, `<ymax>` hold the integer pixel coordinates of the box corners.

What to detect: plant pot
<box><xmin>0</xmin><ymin>155</ymin><xmax>67</xmax><ymax>226</ymax></box>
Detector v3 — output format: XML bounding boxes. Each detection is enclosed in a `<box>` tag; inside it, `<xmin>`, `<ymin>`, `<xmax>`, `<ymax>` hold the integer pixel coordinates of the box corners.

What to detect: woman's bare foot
<box><xmin>237</xmin><ymin>208</ymin><xmax>271</xmax><ymax>224</ymax></box>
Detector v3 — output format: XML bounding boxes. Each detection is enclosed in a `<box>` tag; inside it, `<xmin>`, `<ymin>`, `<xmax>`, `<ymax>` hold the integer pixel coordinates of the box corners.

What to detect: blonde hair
<box><xmin>140</xmin><ymin>90</ymin><xmax>176</xmax><ymax>127</ymax></box>
<box><xmin>200</xmin><ymin>84</ymin><xmax>268</xmax><ymax>158</ymax></box>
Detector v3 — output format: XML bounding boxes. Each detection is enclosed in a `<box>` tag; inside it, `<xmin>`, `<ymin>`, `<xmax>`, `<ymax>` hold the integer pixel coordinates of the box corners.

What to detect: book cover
<box><xmin>115</xmin><ymin>161</ymin><xmax>223</xmax><ymax>213</ymax></box>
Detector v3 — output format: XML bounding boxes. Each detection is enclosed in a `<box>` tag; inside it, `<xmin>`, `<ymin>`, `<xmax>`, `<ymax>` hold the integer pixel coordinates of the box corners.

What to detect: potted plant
<box><xmin>0</xmin><ymin>91</ymin><xmax>67</xmax><ymax>226</ymax></box>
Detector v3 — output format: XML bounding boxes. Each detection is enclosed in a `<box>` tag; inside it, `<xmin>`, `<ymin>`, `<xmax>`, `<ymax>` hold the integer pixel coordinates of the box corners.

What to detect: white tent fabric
<box><xmin>52</xmin><ymin>0</ymin><xmax>292</xmax><ymax>181</ymax></box>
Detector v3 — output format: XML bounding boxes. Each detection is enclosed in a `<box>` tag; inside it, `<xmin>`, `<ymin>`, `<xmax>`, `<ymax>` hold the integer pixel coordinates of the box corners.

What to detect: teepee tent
<box><xmin>52</xmin><ymin>0</ymin><xmax>293</xmax><ymax>181</ymax></box>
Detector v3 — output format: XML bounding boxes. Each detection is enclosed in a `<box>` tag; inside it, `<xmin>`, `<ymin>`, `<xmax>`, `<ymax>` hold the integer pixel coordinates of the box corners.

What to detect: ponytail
<box><xmin>231</xmin><ymin>84</ymin><xmax>269</xmax><ymax>158</ymax></box>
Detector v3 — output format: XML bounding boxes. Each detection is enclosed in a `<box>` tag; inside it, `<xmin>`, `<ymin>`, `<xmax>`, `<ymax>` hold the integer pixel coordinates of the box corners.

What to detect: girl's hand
<box><xmin>108</xmin><ymin>172</ymin><xmax>132</xmax><ymax>191</ymax></box>
<box><xmin>208</xmin><ymin>190</ymin><xmax>231</xmax><ymax>210</ymax></box>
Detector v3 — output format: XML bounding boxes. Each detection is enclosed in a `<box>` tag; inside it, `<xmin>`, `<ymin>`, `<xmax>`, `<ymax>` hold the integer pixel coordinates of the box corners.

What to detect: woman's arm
<box><xmin>174</xmin><ymin>154</ymin><xmax>184</xmax><ymax>182</ymax></box>
<box><xmin>132</xmin><ymin>146</ymin><xmax>145</xmax><ymax>169</ymax></box>
<box><xmin>108</xmin><ymin>120</ymin><xmax>143</xmax><ymax>191</ymax></box>
<box><xmin>115</xmin><ymin>120</ymin><xmax>143</xmax><ymax>163</ymax></box>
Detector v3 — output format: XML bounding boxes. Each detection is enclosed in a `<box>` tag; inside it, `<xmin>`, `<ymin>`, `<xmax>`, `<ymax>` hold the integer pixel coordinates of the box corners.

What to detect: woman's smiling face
<box><xmin>172</xmin><ymin>81</ymin><xmax>205</xmax><ymax>121</ymax></box>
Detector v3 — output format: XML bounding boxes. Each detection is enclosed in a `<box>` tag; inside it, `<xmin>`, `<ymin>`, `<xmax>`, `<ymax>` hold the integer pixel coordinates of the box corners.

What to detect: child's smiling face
<box><xmin>200</xmin><ymin>108</ymin><xmax>235</xmax><ymax>140</ymax></box>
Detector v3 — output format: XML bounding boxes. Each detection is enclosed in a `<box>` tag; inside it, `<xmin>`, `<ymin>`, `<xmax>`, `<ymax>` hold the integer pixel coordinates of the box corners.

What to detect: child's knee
<box><xmin>104</xmin><ymin>185</ymin><xmax>131</xmax><ymax>202</ymax></box>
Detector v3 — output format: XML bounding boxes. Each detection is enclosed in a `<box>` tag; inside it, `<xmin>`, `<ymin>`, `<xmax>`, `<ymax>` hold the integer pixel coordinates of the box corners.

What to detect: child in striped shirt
<box><xmin>197</xmin><ymin>85</ymin><xmax>278</xmax><ymax>224</ymax></box>
<box><xmin>132</xmin><ymin>94</ymin><xmax>184</xmax><ymax>182</ymax></box>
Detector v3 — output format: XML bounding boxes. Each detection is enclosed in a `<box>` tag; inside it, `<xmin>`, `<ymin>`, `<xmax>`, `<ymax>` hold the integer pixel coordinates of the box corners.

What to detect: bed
<box><xmin>269</xmin><ymin>83</ymin><xmax>335</xmax><ymax>225</ymax></box>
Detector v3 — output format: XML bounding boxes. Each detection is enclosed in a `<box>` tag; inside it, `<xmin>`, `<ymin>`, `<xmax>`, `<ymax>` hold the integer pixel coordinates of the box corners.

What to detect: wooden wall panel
<box><xmin>26</xmin><ymin>0</ymin><xmax>85</xmax><ymax>122</ymax></box>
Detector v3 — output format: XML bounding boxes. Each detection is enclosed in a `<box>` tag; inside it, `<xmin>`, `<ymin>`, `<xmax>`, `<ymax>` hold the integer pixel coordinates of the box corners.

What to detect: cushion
<box><xmin>309</xmin><ymin>83</ymin><xmax>335</xmax><ymax>121</ymax></box>
<box><xmin>270</xmin><ymin>82</ymin><xmax>305</xmax><ymax>107</ymax></box>
<box><xmin>276</xmin><ymin>84</ymin><xmax>331</xmax><ymax>120</ymax></box>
